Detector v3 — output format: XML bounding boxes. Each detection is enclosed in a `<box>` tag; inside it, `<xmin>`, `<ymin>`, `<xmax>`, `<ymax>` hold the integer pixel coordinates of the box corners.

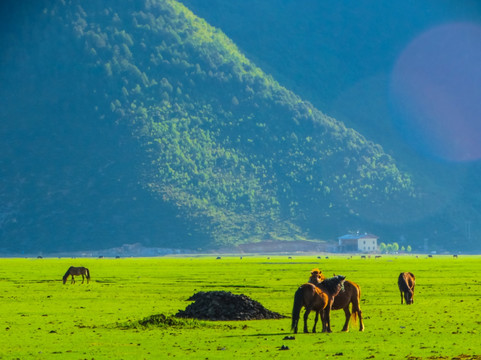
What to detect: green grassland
<box><xmin>1</xmin><ymin>255</ymin><xmax>480</xmax><ymax>359</ymax></box>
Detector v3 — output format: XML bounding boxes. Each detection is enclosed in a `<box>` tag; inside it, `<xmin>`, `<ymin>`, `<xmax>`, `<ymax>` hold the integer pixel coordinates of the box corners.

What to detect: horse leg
<box><xmin>358</xmin><ymin>308</ymin><xmax>364</xmax><ymax>331</ymax></box>
<box><xmin>323</xmin><ymin>307</ymin><xmax>332</xmax><ymax>333</ymax></box>
<box><xmin>303</xmin><ymin>308</ymin><xmax>311</xmax><ymax>333</ymax></box>
<box><xmin>292</xmin><ymin>319</ymin><xmax>298</xmax><ymax>334</ymax></box>
<box><xmin>71</xmin><ymin>275</ymin><xmax>75</xmax><ymax>284</ymax></box>
<box><xmin>349</xmin><ymin>299</ymin><xmax>365</xmax><ymax>332</ymax></box>
<box><xmin>320</xmin><ymin>308</ymin><xmax>327</xmax><ymax>332</ymax></box>
<box><xmin>81</xmin><ymin>274</ymin><xmax>85</xmax><ymax>284</ymax></box>
<box><xmin>342</xmin><ymin>306</ymin><xmax>351</xmax><ymax>332</ymax></box>
<box><xmin>312</xmin><ymin>310</ymin><xmax>319</xmax><ymax>333</ymax></box>
<box><xmin>400</xmin><ymin>291</ymin><xmax>404</xmax><ymax>304</ymax></box>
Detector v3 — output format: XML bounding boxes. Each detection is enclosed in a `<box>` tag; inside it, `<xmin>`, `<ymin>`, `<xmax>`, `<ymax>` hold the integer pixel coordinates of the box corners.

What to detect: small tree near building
<box><xmin>379</xmin><ymin>242</ymin><xmax>387</xmax><ymax>253</ymax></box>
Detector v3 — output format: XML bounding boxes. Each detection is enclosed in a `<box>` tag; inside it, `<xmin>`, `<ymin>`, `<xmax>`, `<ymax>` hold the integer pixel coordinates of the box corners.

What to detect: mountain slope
<box><xmin>1</xmin><ymin>0</ymin><xmax>416</xmax><ymax>253</ymax></box>
<box><xmin>180</xmin><ymin>0</ymin><xmax>481</xmax><ymax>253</ymax></box>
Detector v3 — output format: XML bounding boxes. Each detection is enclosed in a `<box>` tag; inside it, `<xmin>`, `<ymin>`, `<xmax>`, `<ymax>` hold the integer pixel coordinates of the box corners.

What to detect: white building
<box><xmin>338</xmin><ymin>233</ymin><xmax>379</xmax><ymax>252</ymax></box>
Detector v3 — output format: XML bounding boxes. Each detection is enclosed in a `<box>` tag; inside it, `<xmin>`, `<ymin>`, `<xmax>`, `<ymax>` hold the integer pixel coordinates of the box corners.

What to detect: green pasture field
<box><xmin>1</xmin><ymin>255</ymin><xmax>480</xmax><ymax>359</ymax></box>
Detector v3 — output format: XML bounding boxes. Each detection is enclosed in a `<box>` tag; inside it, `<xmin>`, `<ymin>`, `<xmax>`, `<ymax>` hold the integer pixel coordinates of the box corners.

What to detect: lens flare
<box><xmin>389</xmin><ymin>22</ymin><xmax>481</xmax><ymax>162</ymax></box>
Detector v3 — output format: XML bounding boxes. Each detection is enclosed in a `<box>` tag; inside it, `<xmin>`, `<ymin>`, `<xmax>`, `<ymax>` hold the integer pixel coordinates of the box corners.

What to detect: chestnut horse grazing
<box><xmin>309</xmin><ymin>269</ymin><xmax>364</xmax><ymax>331</ymax></box>
<box><xmin>63</xmin><ymin>266</ymin><xmax>90</xmax><ymax>284</ymax></box>
<box><xmin>291</xmin><ymin>275</ymin><xmax>346</xmax><ymax>334</ymax></box>
<box><xmin>398</xmin><ymin>272</ymin><xmax>415</xmax><ymax>304</ymax></box>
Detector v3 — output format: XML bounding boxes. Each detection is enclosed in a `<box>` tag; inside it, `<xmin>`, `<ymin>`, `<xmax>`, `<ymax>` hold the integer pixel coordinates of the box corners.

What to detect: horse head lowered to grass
<box><xmin>62</xmin><ymin>266</ymin><xmax>90</xmax><ymax>284</ymax></box>
<box><xmin>291</xmin><ymin>275</ymin><xmax>345</xmax><ymax>334</ymax></box>
<box><xmin>398</xmin><ymin>272</ymin><xmax>415</xmax><ymax>304</ymax></box>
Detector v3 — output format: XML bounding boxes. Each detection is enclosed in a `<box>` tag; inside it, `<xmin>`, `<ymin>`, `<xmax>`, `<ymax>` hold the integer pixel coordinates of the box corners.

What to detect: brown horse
<box><xmin>291</xmin><ymin>275</ymin><xmax>346</xmax><ymax>334</ymax></box>
<box><xmin>398</xmin><ymin>272</ymin><xmax>415</xmax><ymax>304</ymax></box>
<box><xmin>329</xmin><ymin>280</ymin><xmax>364</xmax><ymax>331</ymax></box>
<box><xmin>62</xmin><ymin>266</ymin><xmax>90</xmax><ymax>284</ymax></box>
<box><xmin>309</xmin><ymin>270</ymin><xmax>364</xmax><ymax>332</ymax></box>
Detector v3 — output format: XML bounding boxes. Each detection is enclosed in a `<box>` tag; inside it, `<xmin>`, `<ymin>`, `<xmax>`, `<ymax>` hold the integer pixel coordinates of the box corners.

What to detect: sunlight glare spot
<box><xmin>389</xmin><ymin>22</ymin><xmax>481</xmax><ymax>162</ymax></box>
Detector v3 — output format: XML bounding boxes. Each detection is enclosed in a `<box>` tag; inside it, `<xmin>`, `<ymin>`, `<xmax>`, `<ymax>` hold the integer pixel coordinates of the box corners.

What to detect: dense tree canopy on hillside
<box><xmin>1</xmin><ymin>0</ymin><xmax>422</xmax><ymax>253</ymax></box>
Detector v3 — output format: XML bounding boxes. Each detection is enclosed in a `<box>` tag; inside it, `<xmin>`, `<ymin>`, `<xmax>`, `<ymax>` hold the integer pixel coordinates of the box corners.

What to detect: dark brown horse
<box><xmin>291</xmin><ymin>275</ymin><xmax>346</xmax><ymax>334</ymax></box>
<box><xmin>331</xmin><ymin>280</ymin><xmax>364</xmax><ymax>331</ymax></box>
<box><xmin>309</xmin><ymin>270</ymin><xmax>364</xmax><ymax>332</ymax></box>
<box><xmin>63</xmin><ymin>266</ymin><xmax>90</xmax><ymax>284</ymax></box>
<box><xmin>398</xmin><ymin>272</ymin><xmax>415</xmax><ymax>304</ymax></box>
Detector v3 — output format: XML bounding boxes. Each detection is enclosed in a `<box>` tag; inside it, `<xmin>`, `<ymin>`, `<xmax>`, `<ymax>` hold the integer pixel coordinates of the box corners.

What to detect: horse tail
<box><xmin>351</xmin><ymin>310</ymin><xmax>358</xmax><ymax>325</ymax></box>
<box><xmin>350</xmin><ymin>284</ymin><xmax>361</xmax><ymax>325</ymax></box>
<box><xmin>291</xmin><ymin>287</ymin><xmax>304</xmax><ymax>332</ymax></box>
<box><xmin>85</xmin><ymin>267</ymin><xmax>90</xmax><ymax>280</ymax></box>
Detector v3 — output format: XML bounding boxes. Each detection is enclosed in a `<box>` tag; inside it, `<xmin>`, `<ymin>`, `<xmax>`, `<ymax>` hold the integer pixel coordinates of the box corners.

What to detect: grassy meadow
<box><xmin>1</xmin><ymin>255</ymin><xmax>480</xmax><ymax>359</ymax></box>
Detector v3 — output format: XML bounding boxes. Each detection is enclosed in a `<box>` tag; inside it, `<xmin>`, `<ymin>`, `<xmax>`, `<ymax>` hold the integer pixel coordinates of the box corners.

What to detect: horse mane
<box><xmin>62</xmin><ymin>266</ymin><xmax>73</xmax><ymax>280</ymax></box>
<box><xmin>318</xmin><ymin>275</ymin><xmax>345</xmax><ymax>295</ymax></box>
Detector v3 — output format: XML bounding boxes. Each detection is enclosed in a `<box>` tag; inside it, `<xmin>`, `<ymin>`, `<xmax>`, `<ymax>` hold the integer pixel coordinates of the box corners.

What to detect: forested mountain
<box><xmin>178</xmin><ymin>0</ymin><xmax>481</xmax><ymax>253</ymax></box>
<box><xmin>0</xmin><ymin>0</ymin><xmax>477</xmax><ymax>253</ymax></box>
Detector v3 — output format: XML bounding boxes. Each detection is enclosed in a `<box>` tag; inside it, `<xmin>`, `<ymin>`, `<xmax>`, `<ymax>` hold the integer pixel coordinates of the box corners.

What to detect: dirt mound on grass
<box><xmin>175</xmin><ymin>291</ymin><xmax>286</xmax><ymax>321</ymax></box>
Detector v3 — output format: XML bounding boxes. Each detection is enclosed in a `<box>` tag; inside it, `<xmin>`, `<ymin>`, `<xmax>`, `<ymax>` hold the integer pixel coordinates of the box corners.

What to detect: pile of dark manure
<box><xmin>175</xmin><ymin>290</ymin><xmax>286</xmax><ymax>321</ymax></box>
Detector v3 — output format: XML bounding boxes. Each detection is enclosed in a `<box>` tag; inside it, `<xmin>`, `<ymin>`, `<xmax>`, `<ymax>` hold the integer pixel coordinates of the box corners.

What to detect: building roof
<box><xmin>338</xmin><ymin>233</ymin><xmax>379</xmax><ymax>240</ymax></box>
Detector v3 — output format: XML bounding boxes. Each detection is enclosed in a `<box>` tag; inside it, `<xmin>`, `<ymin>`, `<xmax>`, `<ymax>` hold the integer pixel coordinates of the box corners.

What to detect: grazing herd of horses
<box><xmin>291</xmin><ymin>268</ymin><xmax>415</xmax><ymax>334</ymax></box>
<box><xmin>61</xmin><ymin>264</ymin><xmax>416</xmax><ymax>335</ymax></box>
